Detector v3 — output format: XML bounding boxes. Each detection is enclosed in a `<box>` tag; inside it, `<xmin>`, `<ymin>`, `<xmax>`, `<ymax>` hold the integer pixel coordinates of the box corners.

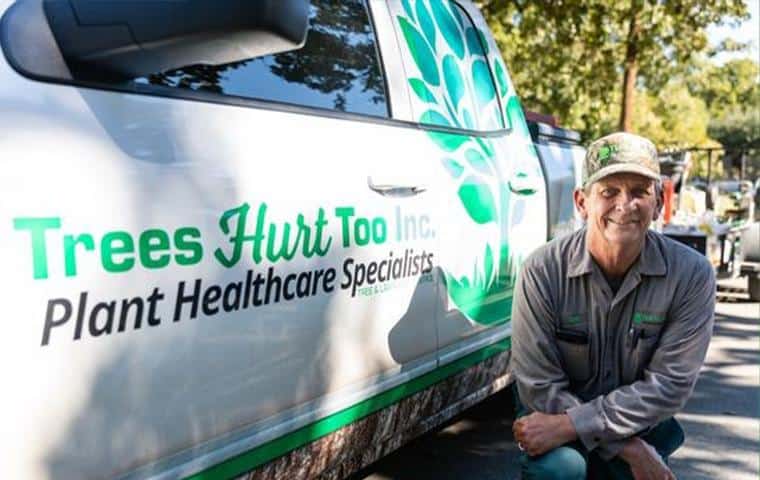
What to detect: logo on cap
<box><xmin>597</xmin><ymin>144</ymin><xmax>619</xmax><ymax>166</ymax></box>
<box><xmin>583</xmin><ymin>132</ymin><xmax>660</xmax><ymax>187</ymax></box>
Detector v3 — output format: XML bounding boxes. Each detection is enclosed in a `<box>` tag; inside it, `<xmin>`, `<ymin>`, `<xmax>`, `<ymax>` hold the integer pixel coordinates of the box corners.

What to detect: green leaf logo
<box><xmin>477</xmin><ymin>29</ymin><xmax>490</xmax><ymax>55</ymax></box>
<box><xmin>505</xmin><ymin>96</ymin><xmax>528</xmax><ymax>136</ymax></box>
<box><xmin>442</xmin><ymin>55</ymin><xmax>465</xmax><ymax>109</ymax></box>
<box><xmin>472</xmin><ymin>59</ymin><xmax>496</xmax><ymax>106</ymax></box>
<box><xmin>465</xmin><ymin>27</ymin><xmax>490</xmax><ymax>58</ymax></box>
<box><xmin>597</xmin><ymin>144</ymin><xmax>618</xmax><ymax>166</ymax></box>
<box><xmin>420</xmin><ymin>109</ymin><xmax>450</xmax><ymax>127</ymax></box>
<box><xmin>494</xmin><ymin>60</ymin><xmax>508</xmax><ymax>97</ymax></box>
<box><xmin>401</xmin><ymin>0</ymin><xmax>415</xmax><ymax>22</ymax></box>
<box><xmin>398</xmin><ymin>16</ymin><xmax>440</xmax><ymax>86</ymax></box>
<box><xmin>410</xmin><ymin>78</ymin><xmax>437</xmax><ymax>103</ymax></box>
<box><xmin>427</xmin><ymin>129</ymin><xmax>469</xmax><ymax>152</ymax></box>
<box><xmin>449</xmin><ymin>0</ymin><xmax>466</xmax><ymax>30</ymax></box>
<box><xmin>483</xmin><ymin>244</ymin><xmax>494</xmax><ymax>281</ymax></box>
<box><xmin>465</xmin><ymin>28</ymin><xmax>480</xmax><ymax>57</ymax></box>
<box><xmin>416</xmin><ymin>0</ymin><xmax>437</xmax><ymax>52</ymax></box>
<box><xmin>458</xmin><ymin>176</ymin><xmax>497</xmax><ymax>224</ymax></box>
<box><xmin>442</xmin><ymin>158</ymin><xmax>465</xmax><ymax>178</ymax></box>
<box><xmin>431</xmin><ymin>0</ymin><xmax>464</xmax><ymax>59</ymax></box>
<box><xmin>464</xmin><ymin>148</ymin><xmax>493</xmax><ymax>176</ymax></box>
<box><xmin>395</xmin><ymin>1</ymin><xmax>540</xmax><ymax>326</ymax></box>
<box><xmin>462</xmin><ymin>108</ymin><xmax>474</xmax><ymax>129</ymax></box>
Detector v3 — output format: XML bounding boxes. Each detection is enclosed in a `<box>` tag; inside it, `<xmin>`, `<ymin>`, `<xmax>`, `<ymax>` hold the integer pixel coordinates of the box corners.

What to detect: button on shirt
<box><xmin>511</xmin><ymin>228</ymin><xmax>715</xmax><ymax>459</ymax></box>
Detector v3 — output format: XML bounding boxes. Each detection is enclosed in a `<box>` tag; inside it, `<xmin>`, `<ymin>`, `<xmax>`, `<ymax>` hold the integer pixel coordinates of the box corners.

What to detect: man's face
<box><xmin>574</xmin><ymin>173</ymin><xmax>662</xmax><ymax>249</ymax></box>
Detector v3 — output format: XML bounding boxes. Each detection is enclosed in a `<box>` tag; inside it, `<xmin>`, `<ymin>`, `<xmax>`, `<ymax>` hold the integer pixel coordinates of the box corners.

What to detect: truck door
<box><xmin>388</xmin><ymin>0</ymin><xmax>548</xmax><ymax>363</ymax></box>
<box><xmin>0</xmin><ymin>1</ymin><xmax>441</xmax><ymax>478</ymax></box>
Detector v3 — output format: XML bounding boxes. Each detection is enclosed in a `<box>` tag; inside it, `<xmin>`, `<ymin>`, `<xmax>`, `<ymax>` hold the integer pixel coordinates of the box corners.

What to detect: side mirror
<box><xmin>1</xmin><ymin>0</ymin><xmax>310</xmax><ymax>82</ymax></box>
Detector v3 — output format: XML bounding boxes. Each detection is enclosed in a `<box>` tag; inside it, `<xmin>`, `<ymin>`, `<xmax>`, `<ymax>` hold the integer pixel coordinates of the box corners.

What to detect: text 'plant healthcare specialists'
<box><xmin>12</xmin><ymin>202</ymin><xmax>436</xmax><ymax>346</ymax></box>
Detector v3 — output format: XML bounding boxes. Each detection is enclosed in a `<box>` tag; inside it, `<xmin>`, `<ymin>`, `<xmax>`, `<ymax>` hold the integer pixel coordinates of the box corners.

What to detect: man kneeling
<box><xmin>511</xmin><ymin>133</ymin><xmax>715</xmax><ymax>479</ymax></box>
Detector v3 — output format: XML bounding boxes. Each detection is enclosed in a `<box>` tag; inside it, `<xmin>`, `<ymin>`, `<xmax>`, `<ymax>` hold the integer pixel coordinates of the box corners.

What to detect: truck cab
<box><xmin>527</xmin><ymin>119</ymin><xmax>586</xmax><ymax>240</ymax></box>
<box><xmin>0</xmin><ymin>1</ymin><xmax>549</xmax><ymax>478</ymax></box>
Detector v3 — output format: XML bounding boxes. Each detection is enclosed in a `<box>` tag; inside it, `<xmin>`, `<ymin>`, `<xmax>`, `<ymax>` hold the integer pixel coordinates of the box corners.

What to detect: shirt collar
<box><xmin>638</xmin><ymin>230</ymin><xmax>667</xmax><ymax>276</ymax></box>
<box><xmin>567</xmin><ymin>228</ymin><xmax>667</xmax><ymax>278</ymax></box>
<box><xmin>567</xmin><ymin>228</ymin><xmax>594</xmax><ymax>278</ymax></box>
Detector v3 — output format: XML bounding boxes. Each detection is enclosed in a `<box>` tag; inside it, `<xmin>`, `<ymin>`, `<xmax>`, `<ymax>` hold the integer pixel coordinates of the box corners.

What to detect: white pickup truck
<box><xmin>0</xmin><ymin>1</ymin><xmax>578</xmax><ymax>479</ymax></box>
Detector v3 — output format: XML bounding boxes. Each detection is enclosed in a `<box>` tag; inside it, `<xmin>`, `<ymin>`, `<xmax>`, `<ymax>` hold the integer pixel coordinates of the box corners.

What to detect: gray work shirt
<box><xmin>511</xmin><ymin>228</ymin><xmax>715</xmax><ymax>459</ymax></box>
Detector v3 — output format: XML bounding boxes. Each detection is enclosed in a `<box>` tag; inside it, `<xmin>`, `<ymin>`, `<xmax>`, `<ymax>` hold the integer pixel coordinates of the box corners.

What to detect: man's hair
<box><xmin>583</xmin><ymin>178</ymin><xmax>662</xmax><ymax>196</ymax></box>
<box><xmin>655</xmin><ymin>181</ymin><xmax>664</xmax><ymax>213</ymax></box>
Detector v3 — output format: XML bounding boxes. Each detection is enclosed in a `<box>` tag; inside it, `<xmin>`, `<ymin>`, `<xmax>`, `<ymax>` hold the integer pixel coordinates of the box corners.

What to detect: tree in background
<box><xmin>481</xmin><ymin>0</ymin><xmax>749</xmax><ymax>139</ymax></box>
<box><xmin>688</xmin><ymin>58</ymin><xmax>760</xmax><ymax>147</ymax></box>
<box><xmin>709</xmin><ymin>109</ymin><xmax>760</xmax><ymax>149</ymax></box>
<box><xmin>632</xmin><ymin>82</ymin><xmax>713</xmax><ymax>148</ymax></box>
<box><xmin>688</xmin><ymin>58</ymin><xmax>760</xmax><ymax>177</ymax></box>
<box><xmin>687</xmin><ymin>59</ymin><xmax>758</xmax><ymax>112</ymax></box>
<box><xmin>482</xmin><ymin>0</ymin><xmax>621</xmax><ymax>139</ymax></box>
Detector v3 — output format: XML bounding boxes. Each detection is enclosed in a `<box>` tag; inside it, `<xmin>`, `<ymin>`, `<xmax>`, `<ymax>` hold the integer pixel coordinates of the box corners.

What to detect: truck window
<box><xmin>138</xmin><ymin>0</ymin><xmax>388</xmax><ymax>118</ymax></box>
<box><xmin>395</xmin><ymin>1</ymin><xmax>504</xmax><ymax>132</ymax></box>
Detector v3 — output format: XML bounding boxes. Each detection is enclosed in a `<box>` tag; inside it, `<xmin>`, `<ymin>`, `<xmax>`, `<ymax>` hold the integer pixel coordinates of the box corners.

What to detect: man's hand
<box><xmin>512</xmin><ymin>412</ymin><xmax>577</xmax><ymax>457</ymax></box>
<box><xmin>619</xmin><ymin>437</ymin><xmax>676</xmax><ymax>480</ymax></box>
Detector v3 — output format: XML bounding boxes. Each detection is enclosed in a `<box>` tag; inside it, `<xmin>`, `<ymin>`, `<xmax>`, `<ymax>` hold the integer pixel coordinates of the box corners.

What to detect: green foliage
<box><xmin>687</xmin><ymin>59</ymin><xmax>760</xmax><ymax>117</ymax></box>
<box><xmin>481</xmin><ymin>0</ymin><xmax>749</xmax><ymax>142</ymax></box>
<box><xmin>687</xmin><ymin>59</ymin><xmax>760</xmax><ymax>160</ymax></box>
<box><xmin>708</xmin><ymin>108</ymin><xmax>760</xmax><ymax>149</ymax></box>
<box><xmin>632</xmin><ymin>83</ymin><xmax>712</xmax><ymax>148</ymax></box>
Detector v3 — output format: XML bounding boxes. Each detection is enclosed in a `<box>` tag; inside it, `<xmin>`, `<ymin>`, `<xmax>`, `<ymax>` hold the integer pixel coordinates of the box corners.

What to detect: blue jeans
<box><xmin>518</xmin><ymin>417</ymin><xmax>685</xmax><ymax>480</ymax></box>
<box><xmin>512</xmin><ymin>384</ymin><xmax>685</xmax><ymax>479</ymax></box>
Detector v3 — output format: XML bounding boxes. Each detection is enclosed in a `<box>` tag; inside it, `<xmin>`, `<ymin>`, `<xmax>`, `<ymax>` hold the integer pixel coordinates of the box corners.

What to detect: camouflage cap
<box><xmin>583</xmin><ymin>132</ymin><xmax>660</xmax><ymax>187</ymax></box>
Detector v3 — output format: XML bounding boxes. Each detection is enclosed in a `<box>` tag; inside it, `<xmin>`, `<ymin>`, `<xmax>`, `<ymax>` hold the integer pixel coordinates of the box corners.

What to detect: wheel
<box><xmin>749</xmin><ymin>275</ymin><xmax>760</xmax><ymax>302</ymax></box>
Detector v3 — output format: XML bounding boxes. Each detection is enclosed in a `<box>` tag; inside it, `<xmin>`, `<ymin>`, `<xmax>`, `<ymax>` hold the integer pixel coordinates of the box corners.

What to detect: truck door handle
<box><xmin>367</xmin><ymin>177</ymin><xmax>426</xmax><ymax>197</ymax></box>
<box><xmin>508</xmin><ymin>172</ymin><xmax>540</xmax><ymax>195</ymax></box>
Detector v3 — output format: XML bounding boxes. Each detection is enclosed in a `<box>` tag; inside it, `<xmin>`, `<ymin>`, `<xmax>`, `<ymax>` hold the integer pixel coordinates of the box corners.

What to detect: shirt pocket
<box><xmin>628</xmin><ymin>312</ymin><xmax>667</xmax><ymax>378</ymax></box>
<box><xmin>556</xmin><ymin>313</ymin><xmax>591</xmax><ymax>383</ymax></box>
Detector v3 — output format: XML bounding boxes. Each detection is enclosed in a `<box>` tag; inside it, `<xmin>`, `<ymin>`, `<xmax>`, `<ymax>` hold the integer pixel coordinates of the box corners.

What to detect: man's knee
<box><xmin>520</xmin><ymin>446</ymin><xmax>586</xmax><ymax>480</ymax></box>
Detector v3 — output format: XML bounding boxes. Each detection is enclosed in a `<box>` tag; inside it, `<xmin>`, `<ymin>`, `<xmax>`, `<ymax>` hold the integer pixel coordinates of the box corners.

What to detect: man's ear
<box><xmin>573</xmin><ymin>188</ymin><xmax>588</xmax><ymax>220</ymax></box>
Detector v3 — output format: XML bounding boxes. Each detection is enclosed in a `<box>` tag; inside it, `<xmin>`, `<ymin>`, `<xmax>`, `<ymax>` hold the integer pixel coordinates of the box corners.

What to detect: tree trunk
<box><xmin>619</xmin><ymin>7</ymin><xmax>640</xmax><ymax>132</ymax></box>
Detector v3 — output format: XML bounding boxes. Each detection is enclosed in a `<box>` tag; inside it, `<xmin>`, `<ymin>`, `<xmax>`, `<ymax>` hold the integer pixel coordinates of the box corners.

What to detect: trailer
<box><xmin>659</xmin><ymin>151</ymin><xmax>760</xmax><ymax>301</ymax></box>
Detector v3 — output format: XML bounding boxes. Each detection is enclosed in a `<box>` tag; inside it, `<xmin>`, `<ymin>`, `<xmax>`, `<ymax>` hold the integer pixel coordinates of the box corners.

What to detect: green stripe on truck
<box><xmin>186</xmin><ymin>338</ymin><xmax>511</xmax><ymax>480</ymax></box>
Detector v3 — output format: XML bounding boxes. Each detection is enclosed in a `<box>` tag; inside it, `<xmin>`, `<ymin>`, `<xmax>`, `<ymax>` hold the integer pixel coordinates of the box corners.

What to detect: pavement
<box><xmin>355</xmin><ymin>276</ymin><xmax>760</xmax><ymax>480</ymax></box>
<box><xmin>668</xmin><ymin>277</ymin><xmax>759</xmax><ymax>480</ymax></box>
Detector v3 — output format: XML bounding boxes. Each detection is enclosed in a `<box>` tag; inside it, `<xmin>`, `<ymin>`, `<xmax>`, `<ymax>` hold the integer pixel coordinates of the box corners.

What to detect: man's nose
<box><xmin>614</xmin><ymin>191</ymin><xmax>637</xmax><ymax>210</ymax></box>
